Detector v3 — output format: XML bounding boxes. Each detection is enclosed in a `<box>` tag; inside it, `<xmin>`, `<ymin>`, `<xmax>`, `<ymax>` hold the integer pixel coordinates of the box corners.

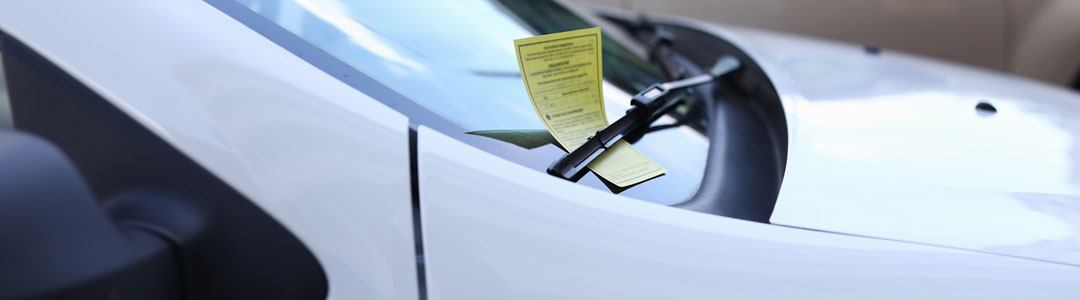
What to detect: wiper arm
<box><xmin>547</xmin><ymin>55</ymin><xmax>742</xmax><ymax>181</ymax></box>
<box><xmin>635</xmin><ymin>17</ymin><xmax>682</xmax><ymax>81</ymax></box>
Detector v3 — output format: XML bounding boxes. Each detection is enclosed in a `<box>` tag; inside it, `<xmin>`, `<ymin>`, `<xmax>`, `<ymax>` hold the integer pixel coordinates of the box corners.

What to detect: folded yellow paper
<box><xmin>514</xmin><ymin>27</ymin><xmax>665</xmax><ymax>187</ymax></box>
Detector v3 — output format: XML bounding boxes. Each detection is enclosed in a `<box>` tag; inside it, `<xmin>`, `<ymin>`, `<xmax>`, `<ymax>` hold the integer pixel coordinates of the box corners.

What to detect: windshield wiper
<box><xmin>548</xmin><ymin>55</ymin><xmax>741</xmax><ymax>181</ymax></box>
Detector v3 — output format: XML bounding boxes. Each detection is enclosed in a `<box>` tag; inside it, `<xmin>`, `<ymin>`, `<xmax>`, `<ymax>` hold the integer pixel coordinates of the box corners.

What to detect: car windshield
<box><xmin>230</xmin><ymin>0</ymin><xmax>710</xmax><ymax>204</ymax></box>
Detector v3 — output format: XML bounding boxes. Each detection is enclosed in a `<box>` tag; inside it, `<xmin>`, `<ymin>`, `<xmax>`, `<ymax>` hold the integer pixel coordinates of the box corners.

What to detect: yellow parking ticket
<box><xmin>514</xmin><ymin>28</ymin><xmax>665</xmax><ymax>187</ymax></box>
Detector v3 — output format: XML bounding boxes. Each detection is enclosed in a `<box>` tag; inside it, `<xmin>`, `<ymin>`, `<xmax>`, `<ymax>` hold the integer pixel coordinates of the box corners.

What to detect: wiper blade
<box><xmin>547</xmin><ymin>55</ymin><xmax>741</xmax><ymax>181</ymax></box>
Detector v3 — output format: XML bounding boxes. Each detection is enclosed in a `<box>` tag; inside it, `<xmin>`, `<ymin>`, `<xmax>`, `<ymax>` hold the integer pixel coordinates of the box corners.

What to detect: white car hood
<box><xmin>683</xmin><ymin>21</ymin><xmax>1080</xmax><ymax>266</ymax></box>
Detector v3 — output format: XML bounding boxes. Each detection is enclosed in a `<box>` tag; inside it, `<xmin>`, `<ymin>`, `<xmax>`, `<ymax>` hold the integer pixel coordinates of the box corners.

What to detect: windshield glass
<box><xmin>230</xmin><ymin>0</ymin><xmax>709</xmax><ymax>204</ymax></box>
<box><xmin>494</xmin><ymin>0</ymin><xmax>667</xmax><ymax>93</ymax></box>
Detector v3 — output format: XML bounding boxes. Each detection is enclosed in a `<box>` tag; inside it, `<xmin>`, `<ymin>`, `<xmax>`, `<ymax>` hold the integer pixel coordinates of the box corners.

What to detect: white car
<box><xmin>1</xmin><ymin>0</ymin><xmax>1078</xmax><ymax>299</ymax></box>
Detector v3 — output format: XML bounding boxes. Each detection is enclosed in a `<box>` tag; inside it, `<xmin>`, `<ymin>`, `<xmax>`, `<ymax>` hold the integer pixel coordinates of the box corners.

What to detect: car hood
<box><xmin>660</xmin><ymin>18</ymin><xmax>1080</xmax><ymax>265</ymax></box>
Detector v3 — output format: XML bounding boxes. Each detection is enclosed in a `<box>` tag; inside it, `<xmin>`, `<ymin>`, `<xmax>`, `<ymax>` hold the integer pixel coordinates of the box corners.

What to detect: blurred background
<box><xmin>571</xmin><ymin>0</ymin><xmax>1080</xmax><ymax>89</ymax></box>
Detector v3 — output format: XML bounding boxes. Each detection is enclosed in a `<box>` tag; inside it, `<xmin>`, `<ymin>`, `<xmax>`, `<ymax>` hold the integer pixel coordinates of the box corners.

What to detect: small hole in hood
<box><xmin>976</xmin><ymin>101</ymin><xmax>997</xmax><ymax>116</ymax></box>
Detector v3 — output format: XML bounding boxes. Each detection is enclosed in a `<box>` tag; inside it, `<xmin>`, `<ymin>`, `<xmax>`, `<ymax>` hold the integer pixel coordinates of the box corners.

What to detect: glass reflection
<box><xmin>233</xmin><ymin>0</ymin><xmax>710</xmax><ymax>203</ymax></box>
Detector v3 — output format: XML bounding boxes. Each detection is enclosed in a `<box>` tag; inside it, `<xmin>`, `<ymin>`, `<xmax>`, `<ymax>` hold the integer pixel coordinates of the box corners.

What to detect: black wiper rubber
<box><xmin>547</xmin><ymin>55</ymin><xmax>741</xmax><ymax>181</ymax></box>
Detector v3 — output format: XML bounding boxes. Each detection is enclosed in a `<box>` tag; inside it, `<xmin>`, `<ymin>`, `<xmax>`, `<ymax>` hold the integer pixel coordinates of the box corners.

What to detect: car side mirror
<box><xmin>1</xmin><ymin>32</ymin><xmax>327</xmax><ymax>299</ymax></box>
<box><xmin>0</xmin><ymin>129</ymin><xmax>181</xmax><ymax>299</ymax></box>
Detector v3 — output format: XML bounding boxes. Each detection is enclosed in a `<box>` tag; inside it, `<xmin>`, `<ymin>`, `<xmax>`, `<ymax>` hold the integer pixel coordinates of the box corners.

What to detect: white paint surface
<box><xmin>419</xmin><ymin>126</ymin><xmax>1080</xmax><ymax>299</ymax></box>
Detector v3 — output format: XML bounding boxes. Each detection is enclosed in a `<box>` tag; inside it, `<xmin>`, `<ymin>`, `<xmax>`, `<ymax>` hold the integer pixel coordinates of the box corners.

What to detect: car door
<box><xmin>0</xmin><ymin>0</ymin><xmax>418</xmax><ymax>298</ymax></box>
